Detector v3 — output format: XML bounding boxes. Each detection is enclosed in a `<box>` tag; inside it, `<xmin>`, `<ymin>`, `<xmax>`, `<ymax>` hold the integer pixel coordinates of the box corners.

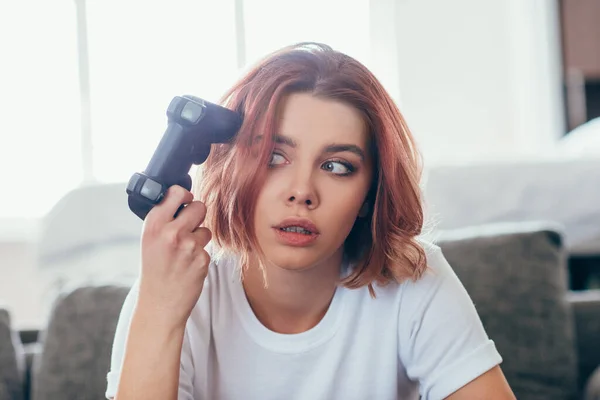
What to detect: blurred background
<box><xmin>2</xmin><ymin>1</ymin><xmax>600</xmax><ymax>399</ymax></box>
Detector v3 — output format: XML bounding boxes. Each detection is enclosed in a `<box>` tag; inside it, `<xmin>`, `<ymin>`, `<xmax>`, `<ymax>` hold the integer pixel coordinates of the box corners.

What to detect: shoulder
<box><xmin>401</xmin><ymin>240</ymin><xmax>462</xmax><ymax>297</ymax></box>
<box><xmin>363</xmin><ymin>238</ymin><xmax>486</xmax><ymax>343</ymax></box>
<box><xmin>393</xmin><ymin>240</ymin><xmax>503</xmax><ymax>399</ymax></box>
<box><xmin>369</xmin><ymin>240</ymin><xmax>457</xmax><ymax>302</ymax></box>
<box><xmin>416</xmin><ymin>239</ymin><xmax>457</xmax><ymax>281</ymax></box>
<box><xmin>343</xmin><ymin>241</ymin><xmax>462</xmax><ymax>327</ymax></box>
<box><xmin>395</xmin><ymin>239</ymin><xmax>479</xmax><ymax>323</ymax></box>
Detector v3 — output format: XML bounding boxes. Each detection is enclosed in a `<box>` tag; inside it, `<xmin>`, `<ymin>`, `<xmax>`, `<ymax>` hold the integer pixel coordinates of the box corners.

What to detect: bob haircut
<box><xmin>194</xmin><ymin>42</ymin><xmax>427</xmax><ymax>295</ymax></box>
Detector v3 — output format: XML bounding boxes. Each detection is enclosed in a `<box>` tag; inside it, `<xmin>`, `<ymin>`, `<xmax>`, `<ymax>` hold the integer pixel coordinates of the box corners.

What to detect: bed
<box><xmin>423</xmin><ymin>149</ymin><xmax>600</xmax><ymax>257</ymax></box>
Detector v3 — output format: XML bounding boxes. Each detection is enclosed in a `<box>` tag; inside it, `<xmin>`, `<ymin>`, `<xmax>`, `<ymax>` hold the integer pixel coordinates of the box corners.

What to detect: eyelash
<box><xmin>268</xmin><ymin>152</ymin><xmax>356</xmax><ymax>177</ymax></box>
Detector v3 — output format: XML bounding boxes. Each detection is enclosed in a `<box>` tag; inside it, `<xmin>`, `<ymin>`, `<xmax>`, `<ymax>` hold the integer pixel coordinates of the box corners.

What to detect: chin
<box><xmin>260</xmin><ymin>240</ymin><xmax>345</xmax><ymax>274</ymax></box>
<box><xmin>264</xmin><ymin>247</ymin><xmax>321</xmax><ymax>272</ymax></box>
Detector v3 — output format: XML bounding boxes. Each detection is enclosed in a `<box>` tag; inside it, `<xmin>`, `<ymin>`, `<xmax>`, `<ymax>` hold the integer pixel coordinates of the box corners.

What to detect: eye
<box><xmin>268</xmin><ymin>152</ymin><xmax>286</xmax><ymax>166</ymax></box>
<box><xmin>322</xmin><ymin>160</ymin><xmax>355</xmax><ymax>176</ymax></box>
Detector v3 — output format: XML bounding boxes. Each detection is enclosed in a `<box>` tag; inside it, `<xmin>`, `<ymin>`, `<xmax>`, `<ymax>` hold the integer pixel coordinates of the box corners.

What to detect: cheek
<box><xmin>328</xmin><ymin>195</ymin><xmax>364</xmax><ymax>228</ymax></box>
<box><xmin>323</xmin><ymin>180</ymin><xmax>371</xmax><ymax>229</ymax></box>
<box><xmin>254</xmin><ymin>179</ymin><xmax>279</xmax><ymax>218</ymax></box>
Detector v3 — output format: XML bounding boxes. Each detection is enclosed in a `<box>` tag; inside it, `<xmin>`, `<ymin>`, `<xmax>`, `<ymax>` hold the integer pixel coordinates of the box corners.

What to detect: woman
<box><xmin>106</xmin><ymin>42</ymin><xmax>515</xmax><ymax>400</ymax></box>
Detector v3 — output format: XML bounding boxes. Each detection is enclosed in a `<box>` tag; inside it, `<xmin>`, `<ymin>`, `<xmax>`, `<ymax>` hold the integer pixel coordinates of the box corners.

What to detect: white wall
<box><xmin>388</xmin><ymin>0</ymin><xmax>565</xmax><ymax>165</ymax></box>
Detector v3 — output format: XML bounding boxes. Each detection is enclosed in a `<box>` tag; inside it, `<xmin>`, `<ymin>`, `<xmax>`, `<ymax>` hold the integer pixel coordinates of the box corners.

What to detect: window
<box><xmin>86</xmin><ymin>0</ymin><xmax>240</xmax><ymax>184</ymax></box>
<box><xmin>0</xmin><ymin>0</ymin><xmax>373</xmax><ymax>221</ymax></box>
<box><xmin>0</xmin><ymin>1</ymin><xmax>82</xmax><ymax>218</ymax></box>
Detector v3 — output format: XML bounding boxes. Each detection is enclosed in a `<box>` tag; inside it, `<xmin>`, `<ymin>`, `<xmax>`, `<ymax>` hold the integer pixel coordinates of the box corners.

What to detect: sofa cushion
<box><xmin>0</xmin><ymin>306</ymin><xmax>24</xmax><ymax>400</ymax></box>
<box><xmin>435</xmin><ymin>222</ymin><xmax>579</xmax><ymax>400</ymax></box>
<box><xmin>31</xmin><ymin>285</ymin><xmax>130</xmax><ymax>400</ymax></box>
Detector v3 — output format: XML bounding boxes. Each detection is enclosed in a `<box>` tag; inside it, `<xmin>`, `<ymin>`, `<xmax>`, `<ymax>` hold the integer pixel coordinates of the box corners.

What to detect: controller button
<box><xmin>126</xmin><ymin>173</ymin><xmax>142</xmax><ymax>193</ymax></box>
<box><xmin>140</xmin><ymin>178</ymin><xmax>163</xmax><ymax>203</ymax></box>
<box><xmin>180</xmin><ymin>101</ymin><xmax>205</xmax><ymax>124</ymax></box>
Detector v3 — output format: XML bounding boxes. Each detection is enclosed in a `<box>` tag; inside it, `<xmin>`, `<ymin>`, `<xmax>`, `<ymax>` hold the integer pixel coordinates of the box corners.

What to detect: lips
<box><xmin>272</xmin><ymin>217</ymin><xmax>320</xmax><ymax>247</ymax></box>
<box><xmin>273</xmin><ymin>217</ymin><xmax>320</xmax><ymax>234</ymax></box>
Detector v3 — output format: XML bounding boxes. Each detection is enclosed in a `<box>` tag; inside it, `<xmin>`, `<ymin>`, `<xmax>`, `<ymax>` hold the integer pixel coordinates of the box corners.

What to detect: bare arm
<box><xmin>113</xmin><ymin>307</ymin><xmax>186</xmax><ymax>400</ymax></box>
<box><xmin>445</xmin><ymin>366</ymin><xmax>516</xmax><ymax>400</ymax></box>
<box><xmin>111</xmin><ymin>185</ymin><xmax>212</xmax><ymax>399</ymax></box>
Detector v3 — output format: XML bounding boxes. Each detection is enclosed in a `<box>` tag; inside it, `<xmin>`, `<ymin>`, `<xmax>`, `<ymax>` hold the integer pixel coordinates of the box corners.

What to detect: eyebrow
<box><xmin>272</xmin><ymin>134</ymin><xmax>366</xmax><ymax>161</ymax></box>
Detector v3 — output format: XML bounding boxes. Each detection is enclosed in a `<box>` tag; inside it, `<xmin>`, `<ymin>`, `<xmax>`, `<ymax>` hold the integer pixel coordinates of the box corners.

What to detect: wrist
<box><xmin>132</xmin><ymin>298</ymin><xmax>188</xmax><ymax>338</ymax></box>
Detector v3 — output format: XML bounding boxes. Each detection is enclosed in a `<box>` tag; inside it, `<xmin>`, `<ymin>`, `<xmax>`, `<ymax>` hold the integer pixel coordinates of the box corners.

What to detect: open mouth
<box><xmin>273</xmin><ymin>220</ymin><xmax>319</xmax><ymax>246</ymax></box>
<box><xmin>278</xmin><ymin>226</ymin><xmax>314</xmax><ymax>235</ymax></box>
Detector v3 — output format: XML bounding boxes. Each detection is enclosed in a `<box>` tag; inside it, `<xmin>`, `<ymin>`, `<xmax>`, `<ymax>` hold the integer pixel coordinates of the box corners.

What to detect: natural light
<box><xmin>0</xmin><ymin>0</ymin><xmax>371</xmax><ymax>220</ymax></box>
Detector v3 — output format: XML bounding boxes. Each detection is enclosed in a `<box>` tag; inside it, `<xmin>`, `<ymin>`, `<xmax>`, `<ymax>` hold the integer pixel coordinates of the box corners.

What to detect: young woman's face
<box><xmin>253</xmin><ymin>92</ymin><xmax>374</xmax><ymax>272</ymax></box>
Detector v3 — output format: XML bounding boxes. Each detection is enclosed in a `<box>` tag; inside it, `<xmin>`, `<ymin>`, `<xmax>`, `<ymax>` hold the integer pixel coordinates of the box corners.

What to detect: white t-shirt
<box><xmin>105</xmin><ymin>242</ymin><xmax>502</xmax><ymax>400</ymax></box>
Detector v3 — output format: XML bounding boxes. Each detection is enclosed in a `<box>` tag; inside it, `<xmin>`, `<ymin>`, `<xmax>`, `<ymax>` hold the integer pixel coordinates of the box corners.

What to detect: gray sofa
<box><xmin>1</xmin><ymin>222</ymin><xmax>600</xmax><ymax>400</ymax></box>
<box><xmin>0</xmin><ymin>307</ymin><xmax>25</xmax><ymax>400</ymax></box>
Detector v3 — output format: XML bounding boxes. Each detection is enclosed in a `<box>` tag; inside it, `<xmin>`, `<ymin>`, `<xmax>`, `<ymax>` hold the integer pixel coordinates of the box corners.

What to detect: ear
<box><xmin>358</xmin><ymin>202</ymin><xmax>369</xmax><ymax>218</ymax></box>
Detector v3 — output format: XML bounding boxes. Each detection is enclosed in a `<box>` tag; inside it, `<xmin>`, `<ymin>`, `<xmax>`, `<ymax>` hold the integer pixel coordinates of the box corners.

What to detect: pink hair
<box><xmin>194</xmin><ymin>42</ymin><xmax>427</xmax><ymax>295</ymax></box>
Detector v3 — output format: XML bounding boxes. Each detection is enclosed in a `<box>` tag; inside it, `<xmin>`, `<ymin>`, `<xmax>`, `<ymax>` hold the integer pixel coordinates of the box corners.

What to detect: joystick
<box><xmin>126</xmin><ymin>95</ymin><xmax>242</xmax><ymax>220</ymax></box>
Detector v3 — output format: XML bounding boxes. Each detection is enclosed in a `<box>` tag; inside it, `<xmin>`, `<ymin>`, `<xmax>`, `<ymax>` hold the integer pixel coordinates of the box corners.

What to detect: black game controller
<box><xmin>126</xmin><ymin>95</ymin><xmax>242</xmax><ymax>220</ymax></box>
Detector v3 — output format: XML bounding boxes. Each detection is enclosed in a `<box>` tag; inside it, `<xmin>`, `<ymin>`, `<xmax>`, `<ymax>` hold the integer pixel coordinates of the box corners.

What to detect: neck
<box><xmin>241</xmin><ymin>250</ymin><xmax>344</xmax><ymax>334</ymax></box>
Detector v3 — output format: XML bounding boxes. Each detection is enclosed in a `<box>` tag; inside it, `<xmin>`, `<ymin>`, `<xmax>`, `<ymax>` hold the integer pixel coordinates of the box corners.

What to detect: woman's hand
<box><xmin>137</xmin><ymin>184</ymin><xmax>212</xmax><ymax>330</ymax></box>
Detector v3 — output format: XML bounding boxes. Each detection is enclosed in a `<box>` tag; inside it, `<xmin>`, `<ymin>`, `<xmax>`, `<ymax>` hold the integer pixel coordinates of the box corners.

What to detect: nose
<box><xmin>286</xmin><ymin>171</ymin><xmax>319</xmax><ymax>210</ymax></box>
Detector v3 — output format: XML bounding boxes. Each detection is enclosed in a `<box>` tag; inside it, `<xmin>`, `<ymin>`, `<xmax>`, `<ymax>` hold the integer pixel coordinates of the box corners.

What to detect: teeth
<box><xmin>281</xmin><ymin>226</ymin><xmax>312</xmax><ymax>234</ymax></box>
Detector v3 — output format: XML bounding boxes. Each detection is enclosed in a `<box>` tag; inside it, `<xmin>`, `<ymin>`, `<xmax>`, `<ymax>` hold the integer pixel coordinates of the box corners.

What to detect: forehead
<box><xmin>277</xmin><ymin>92</ymin><xmax>368</xmax><ymax>146</ymax></box>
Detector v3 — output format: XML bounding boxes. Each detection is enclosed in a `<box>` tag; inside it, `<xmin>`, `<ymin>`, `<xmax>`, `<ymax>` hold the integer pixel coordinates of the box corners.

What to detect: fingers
<box><xmin>163</xmin><ymin>227</ymin><xmax>212</xmax><ymax>263</ymax></box>
<box><xmin>171</xmin><ymin>201</ymin><xmax>208</xmax><ymax>233</ymax></box>
<box><xmin>191</xmin><ymin>226</ymin><xmax>212</xmax><ymax>247</ymax></box>
<box><xmin>146</xmin><ymin>185</ymin><xmax>193</xmax><ymax>226</ymax></box>
<box><xmin>172</xmin><ymin>228</ymin><xmax>212</xmax><ymax>279</ymax></box>
<box><xmin>190</xmin><ymin>246</ymin><xmax>211</xmax><ymax>281</ymax></box>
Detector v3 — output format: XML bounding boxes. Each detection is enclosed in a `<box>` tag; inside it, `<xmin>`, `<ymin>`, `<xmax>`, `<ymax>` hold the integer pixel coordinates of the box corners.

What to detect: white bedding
<box><xmin>423</xmin><ymin>154</ymin><xmax>600</xmax><ymax>255</ymax></box>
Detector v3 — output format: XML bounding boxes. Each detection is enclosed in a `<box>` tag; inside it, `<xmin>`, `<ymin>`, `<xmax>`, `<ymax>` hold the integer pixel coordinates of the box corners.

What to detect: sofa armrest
<box><xmin>567</xmin><ymin>289</ymin><xmax>600</xmax><ymax>391</ymax></box>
